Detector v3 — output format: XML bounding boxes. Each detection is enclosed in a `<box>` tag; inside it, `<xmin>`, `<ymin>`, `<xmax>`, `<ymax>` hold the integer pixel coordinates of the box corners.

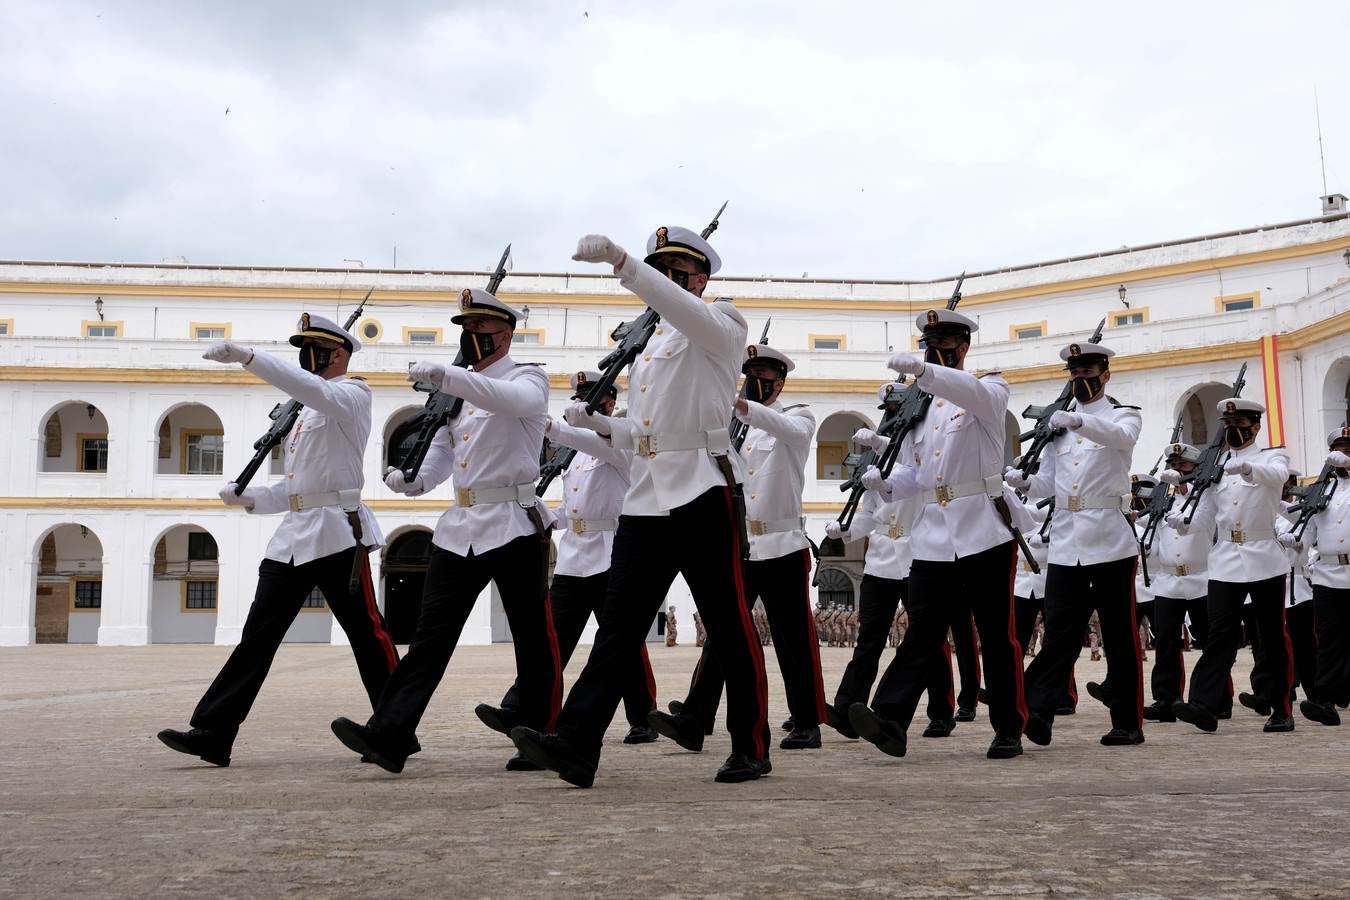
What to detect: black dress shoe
<box><xmin>921</xmin><ymin>718</ymin><xmax>955</xmax><ymax>738</ymax></box>
<box><xmin>1023</xmin><ymin>713</ymin><xmax>1052</xmax><ymax>746</ymax></box>
<box><xmin>780</xmin><ymin>725</ymin><xmax>821</xmax><ymax>750</ymax></box>
<box><xmin>847</xmin><ymin>703</ymin><xmax>907</xmax><ymax>758</ymax></box>
<box><xmin>1171</xmin><ymin>701</ymin><xmax>1218</xmax><ymax>733</ymax></box>
<box><xmin>330</xmin><ymin>717</ymin><xmax>406</xmax><ymax>773</ymax></box>
<box><xmin>1142</xmin><ymin>701</ymin><xmax>1177</xmax><ymax>723</ymax></box>
<box><xmin>1101</xmin><ymin>728</ymin><xmax>1145</xmax><ymax>746</ymax></box>
<box><xmin>505</xmin><ymin>751</ymin><xmax>544</xmax><ymax>771</ymax></box>
<box><xmin>824</xmin><ymin>704</ymin><xmax>859</xmax><ymax>740</ymax></box>
<box><xmin>1055</xmin><ymin>704</ymin><xmax>1077</xmax><ymax>716</ymax></box>
<box><xmin>714</xmin><ymin>752</ymin><xmax>772</xmax><ymax>783</ymax></box>
<box><xmin>1299</xmin><ymin>699</ymin><xmax>1342</xmax><ymax>726</ymax></box>
<box><xmin>987</xmin><ymin>735</ymin><xmax>1023</xmax><ymax>759</ymax></box>
<box><xmin>667</xmin><ymin>700</ymin><xmax>685</xmax><ymax>716</ymax></box>
<box><xmin>510</xmin><ymin>727</ymin><xmax>596</xmax><ymax>788</ymax></box>
<box><xmin>977</xmin><ymin>688</ymin><xmax>988</xmax><ymax>704</ymax></box>
<box><xmin>474</xmin><ymin>703</ymin><xmax>522</xmax><ymax>737</ymax></box>
<box><xmin>622</xmin><ymin>725</ymin><xmax>659</xmax><ymax>745</ymax></box>
<box><xmin>1216</xmin><ymin>704</ymin><xmax>1233</xmax><ymax>720</ymax></box>
<box><xmin>781</xmin><ymin>717</ymin><xmax>795</xmax><ymax>732</ymax></box>
<box><xmin>1262</xmin><ymin>714</ymin><xmax>1295</xmax><ymax>733</ymax></box>
<box><xmin>1238</xmin><ymin>692</ymin><xmax>1272</xmax><ymax>717</ymax></box>
<box><xmin>954</xmin><ymin>706</ymin><xmax>976</xmax><ymax>723</ymax></box>
<box><xmin>156</xmin><ymin>727</ymin><xmax>232</xmax><ymax>767</ymax></box>
<box><xmin>1086</xmin><ymin>681</ymin><xmax>1111</xmax><ymax>706</ymax></box>
<box><xmin>646</xmin><ymin>710</ymin><xmax>705</xmax><ymax>753</ymax></box>
<box><xmin>362</xmin><ymin>735</ymin><xmax>422</xmax><ymax>764</ymax></box>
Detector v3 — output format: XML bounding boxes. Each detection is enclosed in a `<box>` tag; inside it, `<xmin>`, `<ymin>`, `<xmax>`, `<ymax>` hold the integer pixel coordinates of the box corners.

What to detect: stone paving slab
<box><xmin>1</xmin><ymin>644</ymin><xmax>1347</xmax><ymax>898</ymax></box>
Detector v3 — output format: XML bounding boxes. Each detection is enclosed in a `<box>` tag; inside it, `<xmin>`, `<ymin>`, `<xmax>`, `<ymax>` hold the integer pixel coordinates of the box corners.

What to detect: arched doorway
<box><xmin>33</xmin><ymin>524</ymin><xmax>103</xmax><ymax>643</ymax></box>
<box><xmin>1174</xmin><ymin>382</ymin><xmax>1232</xmax><ymax>446</ymax></box>
<box><xmin>816</xmin><ymin>566</ymin><xmax>855</xmax><ymax>610</ymax></box>
<box><xmin>383</xmin><ymin>529</ymin><xmax>432</xmax><ymax>643</ymax></box>
<box><xmin>1004</xmin><ymin>409</ymin><xmax>1022</xmax><ymax>466</ymax></box>
<box><xmin>816</xmin><ymin>411</ymin><xmax>876</xmax><ymax>481</ymax></box>
<box><xmin>38</xmin><ymin>401</ymin><xmax>110</xmax><ymax>473</ymax></box>
<box><xmin>153</xmin><ymin>404</ymin><xmax>225</xmax><ymax>476</ymax></box>
<box><xmin>384</xmin><ymin>406</ymin><xmax>426</xmax><ymax>471</ymax></box>
<box><xmin>148</xmin><ymin>524</ymin><xmax>219</xmax><ymax>643</ymax></box>
<box><xmin>1322</xmin><ymin>357</ymin><xmax>1350</xmax><ymax>437</ymax></box>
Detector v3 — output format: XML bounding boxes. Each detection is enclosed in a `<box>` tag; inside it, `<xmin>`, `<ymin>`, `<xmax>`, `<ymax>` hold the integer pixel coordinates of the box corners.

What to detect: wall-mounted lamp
<box><xmin>1343</xmin><ymin>248</ymin><xmax>1350</xmax><ymax>268</ymax></box>
<box><xmin>522</xmin><ymin>305</ymin><xmax>531</xmax><ymax>327</ymax></box>
<box><xmin>1118</xmin><ymin>285</ymin><xmax>1129</xmax><ymax>309</ymax></box>
<box><xmin>80</xmin><ymin>525</ymin><xmax>88</xmax><ymax>539</ymax></box>
<box><xmin>86</xmin><ymin>404</ymin><xmax>97</xmax><ymax>420</ymax></box>
<box><xmin>95</xmin><ymin>296</ymin><xmax>105</xmax><ymax>320</ymax></box>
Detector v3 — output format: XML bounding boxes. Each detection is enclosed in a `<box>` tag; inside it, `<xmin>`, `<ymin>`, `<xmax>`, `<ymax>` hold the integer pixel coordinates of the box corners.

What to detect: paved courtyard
<box><xmin>1</xmin><ymin>643</ymin><xmax>1347</xmax><ymax>898</ymax></box>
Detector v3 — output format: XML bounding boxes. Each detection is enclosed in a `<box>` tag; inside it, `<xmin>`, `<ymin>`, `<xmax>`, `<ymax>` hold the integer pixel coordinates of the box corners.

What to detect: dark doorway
<box><xmin>384</xmin><ymin>530</ymin><xmax>432</xmax><ymax>644</ymax></box>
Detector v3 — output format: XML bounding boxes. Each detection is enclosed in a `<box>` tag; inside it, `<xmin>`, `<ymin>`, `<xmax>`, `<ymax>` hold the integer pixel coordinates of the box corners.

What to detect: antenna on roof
<box><xmin>1316</xmin><ymin>86</ymin><xmax>1329</xmax><ymax>197</ymax></box>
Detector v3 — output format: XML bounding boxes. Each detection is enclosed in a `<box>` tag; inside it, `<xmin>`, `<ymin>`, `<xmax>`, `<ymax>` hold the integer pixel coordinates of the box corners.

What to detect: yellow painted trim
<box><xmin>178</xmin><ymin>428</ymin><xmax>224</xmax><ymax>475</ymax></box>
<box><xmin>69</xmin><ymin>576</ymin><xmax>102</xmax><ymax>612</ymax></box>
<box><xmin>809</xmin><ymin>334</ymin><xmax>847</xmax><ymax>351</ymax></box>
<box><xmin>75</xmin><ymin>432</ymin><xmax>108</xmax><ymax>472</ymax></box>
<box><xmin>180</xmin><ymin>578</ymin><xmax>219</xmax><ymax>613</ymax></box>
<box><xmin>82</xmin><ymin>319</ymin><xmax>123</xmax><ymax>337</ymax></box>
<box><xmin>357</xmin><ymin>318</ymin><xmax>383</xmax><ymax>343</ymax></box>
<box><xmin>189</xmin><ymin>321</ymin><xmax>232</xmax><ymax>340</ymax></box>
<box><xmin>1215</xmin><ymin>291</ymin><xmax>1261</xmax><ymax>313</ymax></box>
<box><xmin>512</xmin><ymin>327</ymin><xmax>546</xmax><ymax>345</ymax></box>
<box><xmin>402</xmin><ymin>326</ymin><xmax>443</xmax><ymax>345</ymax></box>
<box><xmin>1009</xmin><ymin>320</ymin><xmax>1048</xmax><ymax>341</ymax></box>
<box><xmin>1109</xmin><ymin>307</ymin><xmax>1150</xmax><ymax>327</ymax></box>
<box><xmin>0</xmin><ymin>317</ymin><xmax>13</xmax><ymax>336</ymax></box>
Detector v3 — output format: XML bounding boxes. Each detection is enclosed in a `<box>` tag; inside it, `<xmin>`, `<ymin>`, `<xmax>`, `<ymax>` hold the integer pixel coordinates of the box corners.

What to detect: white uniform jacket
<box><xmin>882</xmin><ymin>366</ymin><xmax>1028</xmax><ymax>561</ymax></box>
<box><xmin>415</xmin><ymin>354</ymin><xmax>555</xmax><ymax>555</ymax></box>
<box><xmin>549</xmin><ymin>418</ymin><xmax>632</xmax><ymax>578</ymax></box>
<box><xmin>1025</xmin><ymin>396</ymin><xmax>1142</xmax><ymax>566</ymax></box>
<box><xmin>1302</xmin><ymin>474</ymin><xmax>1350</xmax><ymax>589</ymax></box>
<box><xmin>852</xmin><ymin>491</ymin><xmax>921</xmax><ymax>581</ymax></box>
<box><xmin>738</xmin><ymin>399</ymin><xmax>815</xmax><ymax>561</ymax></box>
<box><xmin>242</xmin><ymin>351</ymin><xmax>384</xmax><ymax>566</ymax></box>
<box><xmin>1276</xmin><ymin>516</ymin><xmax>1314</xmax><ymax>606</ymax></box>
<box><xmin>1150</xmin><ymin>497</ymin><xmax>1211</xmax><ymax>600</ymax></box>
<box><xmin>1184</xmin><ymin>444</ymin><xmax>1290</xmax><ymax>583</ymax></box>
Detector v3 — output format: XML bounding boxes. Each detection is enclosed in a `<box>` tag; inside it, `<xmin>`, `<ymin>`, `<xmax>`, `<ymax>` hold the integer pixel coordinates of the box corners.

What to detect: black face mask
<box><xmin>746</xmin><ymin>375</ymin><xmax>778</xmax><ymax>404</ymax></box>
<box><xmin>460</xmin><ymin>330</ymin><xmax>496</xmax><ymax>365</ymax></box>
<box><xmin>924</xmin><ymin>345</ymin><xmax>961</xmax><ymax>368</ymax></box>
<box><xmin>1224</xmin><ymin>423</ymin><xmax>1256</xmax><ymax>448</ymax></box>
<box><xmin>1071</xmin><ymin>375</ymin><xmax>1103</xmax><ymax>403</ymax></box>
<box><xmin>299</xmin><ymin>342</ymin><xmax>333</xmax><ymax>373</ymax></box>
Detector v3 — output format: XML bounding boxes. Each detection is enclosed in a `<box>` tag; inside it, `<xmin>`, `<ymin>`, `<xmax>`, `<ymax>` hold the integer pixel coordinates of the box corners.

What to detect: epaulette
<box><xmin>513</xmin><ymin>362</ymin><xmax>543</xmax><ymax>367</ymax></box>
<box><xmin>782</xmin><ymin>403</ymin><xmax>809</xmax><ymax>412</ymax></box>
<box><xmin>1108</xmin><ymin>396</ymin><xmax>1141</xmax><ymax>410</ymax></box>
<box><xmin>1263</xmin><ymin>445</ymin><xmax>1287</xmax><ymax>451</ymax></box>
<box><xmin>348</xmin><ymin>375</ymin><xmax>367</xmax><ymax>381</ymax></box>
<box><xmin>975</xmin><ymin>370</ymin><xmax>1002</xmax><ymax>378</ymax></box>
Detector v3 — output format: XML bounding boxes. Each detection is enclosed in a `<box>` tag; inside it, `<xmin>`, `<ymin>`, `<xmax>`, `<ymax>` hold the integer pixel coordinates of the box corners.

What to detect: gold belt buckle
<box><xmin>289</xmin><ymin>495</ymin><xmax>302</xmax><ymax>512</ymax></box>
<box><xmin>1175</xmin><ymin>564</ymin><xmax>1188</xmax><ymax>576</ymax></box>
<box><xmin>637</xmin><ymin>435</ymin><xmax>656</xmax><ymax>458</ymax></box>
<box><xmin>1067</xmin><ymin>496</ymin><xmax>1084</xmax><ymax>512</ymax></box>
<box><xmin>888</xmin><ymin>525</ymin><xmax>904</xmax><ymax>539</ymax></box>
<box><xmin>749</xmin><ymin>520</ymin><xmax>766</xmax><ymax>536</ymax></box>
<box><xmin>1339</xmin><ymin>553</ymin><xmax>1350</xmax><ymax>566</ymax></box>
<box><xmin>570</xmin><ymin>519</ymin><xmax>586</xmax><ymax>534</ymax></box>
<box><xmin>1230</xmin><ymin>529</ymin><xmax>1245</xmax><ymax>543</ymax></box>
<box><xmin>456</xmin><ymin>487</ymin><xmax>474</xmax><ymax>508</ymax></box>
<box><xmin>934</xmin><ymin>485</ymin><xmax>954</xmax><ymax>506</ymax></box>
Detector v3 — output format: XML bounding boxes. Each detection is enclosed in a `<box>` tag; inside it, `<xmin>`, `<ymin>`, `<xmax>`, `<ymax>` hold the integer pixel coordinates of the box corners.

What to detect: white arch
<box><xmin>1321</xmin><ymin>357</ymin><xmax>1350</xmax><ymax>437</ymax></box>
<box><xmin>1172</xmin><ymin>382</ymin><xmax>1231</xmax><ymax>446</ymax></box>
<box><xmin>36</xmin><ymin>400</ymin><xmax>112</xmax><ymax>473</ymax></box>
<box><xmin>31</xmin><ymin>522</ymin><xmax>105</xmax><ymax>644</ymax></box>
<box><xmin>145</xmin><ymin>522</ymin><xmax>220</xmax><ymax>643</ymax></box>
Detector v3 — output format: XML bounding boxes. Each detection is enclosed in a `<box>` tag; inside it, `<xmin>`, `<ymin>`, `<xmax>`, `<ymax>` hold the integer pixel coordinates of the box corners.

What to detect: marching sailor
<box><xmin>1278</xmin><ymin>471</ymin><xmax>1318</xmax><ymax>714</ymax></box>
<box><xmin>158</xmin><ymin>315</ymin><xmax>397</xmax><ymax>767</ymax></box>
<box><xmin>1297</xmin><ymin>428</ymin><xmax>1350</xmax><ymax>725</ymax></box>
<box><xmin>330</xmin><ymin>289</ymin><xmax>564</xmax><ymax>772</ymax></box>
<box><xmin>1013</xmin><ymin>499</ymin><xmax>1079</xmax><ymax>711</ymax></box>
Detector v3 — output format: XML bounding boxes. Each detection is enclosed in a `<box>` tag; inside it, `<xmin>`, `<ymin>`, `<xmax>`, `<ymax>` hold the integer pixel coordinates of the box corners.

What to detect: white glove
<box><xmin>544</xmin><ymin>417</ymin><xmax>558</xmax><ymax>435</ymax></box>
<box><xmin>825</xmin><ymin>521</ymin><xmax>850</xmax><ymax>542</ymax></box>
<box><xmin>564</xmin><ymin>401</ymin><xmax>612</xmax><ymax>436</ymax></box>
<box><xmin>1049</xmin><ymin>410</ymin><xmax>1082</xmax><ymax>430</ymax></box>
<box><xmin>852</xmin><ymin>427</ymin><xmax>889</xmax><ymax>450</ymax></box>
<box><xmin>1165</xmin><ymin>511</ymin><xmax>1191</xmax><ymax>535</ymax></box>
<box><xmin>860</xmin><ymin>465</ymin><xmax>891</xmax><ymax>498</ymax></box>
<box><xmin>408</xmin><ymin>360</ymin><xmax>448</xmax><ymax>388</ymax></box>
<box><xmin>384</xmin><ymin>466</ymin><xmax>426</xmax><ymax>496</ymax></box>
<box><xmin>572</xmin><ymin>234</ymin><xmax>627</xmax><ymax>267</ymax></box>
<box><xmin>203</xmin><ymin>341</ymin><xmax>252</xmax><ymax>365</ymax></box>
<box><xmin>1278</xmin><ymin>531</ymin><xmax>1300</xmax><ymax>550</ymax></box>
<box><xmin>218</xmin><ymin>483</ymin><xmax>255</xmax><ymax>510</ymax></box>
<box><xmin>1004</xmin><ymin>466</ymin><xmax>1030</xmax><ymax>490</ymax></box>
<box><xmin>1327</xmin><ymin>450</ymin><xmax>1350</xmax><ymax>468</ymax></box>
<box><xmin>1224</xmin><ymin>458</ymin><xmax>1252</xmax><ymax>477</ymax></box>
<box><xmin>1158</xmin><ymin>468</ymin><xmax>1182</xmax><ymax>486</ymax></box>
<box><xmin>885</xmin><ymin>352</ymin><xmax>925</xmax><ymax>377</ymax></box>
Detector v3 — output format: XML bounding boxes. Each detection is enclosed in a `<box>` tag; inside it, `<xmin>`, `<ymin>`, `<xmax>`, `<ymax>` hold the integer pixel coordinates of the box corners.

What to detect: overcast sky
<box><xmin>2</xmin><ymin>1</ymin><xmax>1347</xmax><ymax>280</ymax></box>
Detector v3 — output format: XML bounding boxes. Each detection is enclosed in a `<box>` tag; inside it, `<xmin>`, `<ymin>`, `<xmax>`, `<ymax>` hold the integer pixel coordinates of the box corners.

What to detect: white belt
<box><xmin>631</xmin><ymin>428</ymin><xmax>732</xmax><ymax>459</ymax></box>
<box><xmin>920</xmin><ymin>475</ymin><xmax>1003</xmax><ymax>506</ymax></box>
<box><xmin>289</xmin><ymin>488</ymin><xmax>362</xmax><ymax>512</ymax></box>
<box><xmin>1218</xmin><ymin>528</ymin><xmax>1276</xmax><ymax>544</ymax></box>
<box><xmin>886</xmin><ymin>524</ymin><xmax>908</xmax><ymax>540</ymax></box>
<box><xmin>454</xmin><ymin>482</ymin><xmax>536</xmax><ymax>508</ymax></box>
<box><xmin>1324</xmin><ymin>553</ymin><xmax>1350</xmax><ymax>566</ymax></box>
<box><xmin>1161</xmin><ymin>563</ymin><xmax>1204</xmax><ymax>577</ymax></box>
<box><xmin>748</xmin><ymin>516</ymin><xmax>803</xmax><ymax>536</ymax></box>
<box><xmin>568</xmin><ymin>517</ymin><xmax>617</xmax><ymax>534</ymax></box>
<box><xmin>1056</xmin><ymin>493</ymin><xmax>1129</xmax><ymax>512</ymax></box>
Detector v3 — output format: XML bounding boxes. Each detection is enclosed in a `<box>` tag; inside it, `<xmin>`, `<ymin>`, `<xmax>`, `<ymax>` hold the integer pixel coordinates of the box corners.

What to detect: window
<box><xmin>1216</xmin><ymin>292</ymin><xmax>1260</xmax><ymax>313</ymax></box>
<box><xmin>77</xmin><ymin>434</ymin><xmax>108</xmax><ymax>472</ymax></box>
<box><xmin>187</xmin><ymin>532</ymin><xmax>218</xmax><ymax>561</ymax></box>
<box><xmin>82</xmin><ymin>320</ymin><xmax>123</xmax><ymax>338</ymax></box>
<box><xmin>1110</xmin><ymin>308</ymin><xmax>1148</xmax><ymax>327</ymax></box>
<box><xmin>809</xmin><ymin>334</ymin><xmax>846</xmax><ymax>351</ymax></box>
<box><xmin>302</xmin><ymin>587</ymin><xmax>327</xmax><ymax>610</ymax></box>
<box><xmin>71</xmin><ymin>579</ymin><xmax>102</xmax><ymax>610</ymax></box>
<box><xmin>817</xmin><ymin>442</ymin><xmax>848</xmax><ymax>479</ymax></box>
<box><xmin>190</xmin><ymin>322</ymin><xmax>231</xmax><ymax>340</ymax></box>
<box><xmin>181</xmin><ymin>430</ymin><xmax>224</xmax><ymax>475</ymax></box>
<box><xmin>358</xmin><ymin>319</ymin><xmax>383</xmax><ymax>343</ymax></box>
<box><xmin>0</xmin><ymin>319</ymin><xmax>12</xmax><ymax>336</ymax></box>
<box><xmin>183</xmin><ymin>580</ymin><xmax>218</xmax><ymax>611</ymax></box>
<box><xmin>402</xmin><ymin>327</ymin><xmax>442</xmax><ymax>345</ymax></box>
<box><xmin>1009</xmin><ymin>320</ymin><xmax>1047</xmax><ymax>341</ymax></box>
<box><xmin>512</xmin><ymin>328</ymin><xmax>544</xmax><ymax>345</ymax></box>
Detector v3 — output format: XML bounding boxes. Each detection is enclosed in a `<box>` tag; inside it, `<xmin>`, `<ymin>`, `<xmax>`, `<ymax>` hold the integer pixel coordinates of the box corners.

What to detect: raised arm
<box><xmin>437</xmin><ymin>365</ymin><xmax>548</xmax><ymax>418</ymax></box>
<box><xmin>245</xmin><ymin>350</ymin><xmax>368</xmax><ymax>420</ymax></box>
<box><xmin>614</xmin><ymin>255</ymin><xmax>746</xmax><ymax>352</ymax></box>
<box><xmin>1245</xmin><ymin>450</ymin><xmax>1290</xmax><ymax>487</ymax></box>
<box><xmin>916</xmin><ymin>365</ymin><xmax>1009</xmax><ymax>428</ymax></box>
<box><xmin>547</xmin><ymin>418</ymin><xmax>632</xmax><ymax>470</ymax></box>
<box><xmin>737</xmin><ymin>403</ymin><xmax>815</xmax><ymax>448</ymax></box>
<box><xmin>1072</xmin><ymin>407</ymin><xmax>1142</xmax><ymax>450</ymax></box>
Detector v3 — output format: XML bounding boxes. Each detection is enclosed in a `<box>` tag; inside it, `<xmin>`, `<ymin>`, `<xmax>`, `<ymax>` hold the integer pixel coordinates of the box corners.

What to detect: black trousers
<box><xmin>1188</xmin><ymin>575</ymin><xmax>1292</xmax><ymax>717</ymax></box>
<box><xmin>499</xmin><ymin>571</ymin><xmax>656</xmax><ymax>729</ymax></box>
<box><xmin>368</xmin><ymin>534</ymin><xmax>561</xmax><ymax>739</ymax></box>
<box><xmin>555</xmin><ymin>487</ymin><xmax>770</xmax><ymax>764</ymax></box>
<box><xmin>684</xmin><ymin>549</ymin><xmax>827</xmax><ymax>728</ymax></box>
<box><xmin>952</xmin><ymin>611</ymin><xmax>981</xmax><ymax>711</ymax></box>
<box><xmin>1025</xmin><ymin>557</ymin><xmax>1142</xmax><ymax>731</ymax></box>
<box><xmin>1014</xmin><ymin>593</ymin><xmax>1078</xmax><ymax>709</ymax></box>
<box><xmin>1186</xmin><ymin>596</ymin><xmax>1211</xmax><ymax>648</ymax></box>
<box><xmin>1286</xmin><ymin>599</ymin><xmax>1318</xmax><ymax>702</ymax></box>
<box><xmin>872</xmin><ymin>541</ymin><xmax>1026</xmax><ymax>737</ymax></box>
<box><xmin>1150</xmin><ymin>594</ymin><xmax>1205</xmax><ymax>705</ymax></box>
<box><xmin>1313</xmin><ymin>584</ymin><xmax>1350</xmax><ymax>706</ymax></box>
<box><xmin>1242</xmin><ymin>603</ymin><xmax>1269</xmax><ymax>697</ymax></box>
<box><xmin>192</xmin><ymin>547</ymin><xmax>398</xmax><ymax>737</ymax></box>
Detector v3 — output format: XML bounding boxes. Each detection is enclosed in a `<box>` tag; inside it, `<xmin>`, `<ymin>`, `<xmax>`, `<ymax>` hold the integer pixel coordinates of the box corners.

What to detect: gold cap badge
<box><xmin>1173</xmin><ymin>443</ymin><xmax>1183</xmax><ymax>454</ymax></box>
<box><xmin>655</xmin><ymin>226</ymin><xmax>668</xmax><ymax>249</ymax></box>
<box><xmin>1069</xmin><ymin>343</ymin><xmax>1081</xmax><ymax>356</ymax></box>
<box><xmin>925</xmin><ymin>310</ymin><xmax>939</xmax><ymax>326</ymax></box>
<box><xmin>1225</xmin><ymin>401</ymin><xmax>1237</xmax><ymax>413</ymax></box>
<box><xmin>747</xmin><ymin>345</ymin><xmax>758</xmax><ymax>358</ymax></box>
<box><xmin>460</xmin><ymin>288</ymin><xmax>473</xmax><ymax>309</ymax></box>
<box><xmin>299</xmin><ymin>312</ymin><xmax>310</xmax><ymax>330</ymax></box>
<box><xmin>576</xmin><ymin>371</ymin><xmax>589</xmax><ymax>385</ymax></box>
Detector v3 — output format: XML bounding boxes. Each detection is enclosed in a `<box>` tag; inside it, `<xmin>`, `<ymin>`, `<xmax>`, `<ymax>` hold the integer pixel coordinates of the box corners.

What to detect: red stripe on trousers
<box><xmin>541</xmin><ymin>592</ymin><xmax>564</xmax><ymax>732</ymax></box>
<box><xmin>1126</xmin><ymin>558</ymin><xmax>1144</xmax><ymax>726</ymax></box>
<box><xmin>721</xmin><ymin>487</ymin><xmax>769</xmax><ymax>759</ymax></box>
<box><xmin>639</xmin><ymin>642</ymin><xmax>657</xmax><ymax>712</ymax></box>
<box><xmin>799</xmin><ymin>548</ymin><xmax>829</xmax><ymax>720</ymax></box>
<box><xmin>942</xmin><ymin>640</ymin><xmax>955</xmax><ymax>712</ymax></box>
<box><xmin>359</xmin><ymin>553</ymin><xmax>398</xmax><ymax>672</ymax></box>
<box><xmin>967</xmin><ymin>613</ymin><xmax>982</xmax><ymax>691</ymax></box>
<box><xmin>1005</xmin><ymin>546</ymin><xmax>1029</xmax><ymax>727</ymax></box>
<box><xmin>1278</xmin><ymin>578</ymin><xmax>1294</xmax><ymax>718</ymax></box>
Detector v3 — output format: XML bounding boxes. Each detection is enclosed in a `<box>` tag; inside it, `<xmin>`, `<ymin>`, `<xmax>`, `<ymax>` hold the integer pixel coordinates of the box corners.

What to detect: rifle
<box><xmin>536</xmin><ymin>377</ymin><xmax>610</xmax><ymax>496</ymax></box>
<box><xmin>394</xmin><ymin>244</ymin><xmax>513</xmax><ymax>482</ymax></box>
<box><xmin>1175</xmin><ymin>362</ymin><xmax>1248</xmax><ymax>524</ymax></box>
<box><xmin>232</xmin><ymin>287</ymin><xmax>373</xmax><ymax>493</ymax></box>
<box><xmin>1012</xmin><ymin>317</ymin><xmax>1106</xmax><ymax>476</ymax></box>
<box><xmin>729</xmin><ymin>318</ymin><xmax>772</xmax><ymax>451</ymax></box>
<box><xmin>1137</xmin><ymin>415</ymin><xmax>1185</xmax><ymax>586</ymax></box>
<box><xmin>583</xmin><ymin>202</ymin><xmax>727</xmax><ymax>414</ymax></box>
<box><xmin>1287</xmin><ymin>462</ymin><xmax>1339</xmax><ymax>541</ymax></box>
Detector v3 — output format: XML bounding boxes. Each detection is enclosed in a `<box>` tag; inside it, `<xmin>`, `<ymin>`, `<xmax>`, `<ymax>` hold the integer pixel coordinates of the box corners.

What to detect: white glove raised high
<box><xmin>408</xmin><ymin>360</ymin><xmax>448</xmax><ymax>388</ymax></box>
<box><xmin>860</xmin><ymin>465</ymin><xmax>891</xmax><ymax>498</ymax></box>
<box><xmin>1049</xmin><ymin>410</ymin><xmax>1082</xmax><ymax>431</ymax></box>
<box><xmin>384</xmin><ymin>466</ymin><xmax>426</xmax><ymax>496</ymax></box>
<box><xmin>572</xmin><ymin>234</ymin><xmax>627</xmax><ymax>267</ymax></box>
<box><xmin>1164</xmin><ymin>511</ymin><xmax>1190</xmax><ymax>535</ymax></box>
<box><xmin>825</xmin><ymin>521</ymin><xmax>850</xmax><ymax>542</ymax></box>
<box><xmin>852</xmin><ymin>427</ymin><xmax>889</xmax><ymax>450</ymax></box>
<box><xmin>564</xmin><ymin>401</ymin><xmax>613</xmax><ymax>436</ymax></box>
<box><xmin>1223</xmin><ymin>458</ymin><xmax>1252</xmax><ymax>477</ymax></box>
<box><xmin>1004</xmin><ymin>466</ymin><xmax>1031</xmax><ymax>490</ymax></box>
<box><xmin>885</xmin><ymin>353</ymin><xmax>925</xmax><ymax>377</ymax></box>
<box><xmin>1158</xmin><ymin>468</ymin><xmax>1182</xmax><ymax>486</ymax></box>
<box><xmin>218</xmin><ymin>483</ymin><xmax>255</xmax><ymax>510</ymax></box>
<box><xmin>1327</xmin><ymin>450</ymin><xmax>1350</xmax><ymax>469</ymax></box>
<box><xmin>203</xmin><ymin>341</ymin><xmax>252</xmax><ymax>365</ymax></box>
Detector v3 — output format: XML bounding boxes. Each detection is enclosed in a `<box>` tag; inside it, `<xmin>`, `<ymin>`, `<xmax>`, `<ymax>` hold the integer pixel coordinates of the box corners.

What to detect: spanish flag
<box><xmin>1259</xmin><ymin>335</ymin><xmax>1285</xmax><ymax>448</ymax></box>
